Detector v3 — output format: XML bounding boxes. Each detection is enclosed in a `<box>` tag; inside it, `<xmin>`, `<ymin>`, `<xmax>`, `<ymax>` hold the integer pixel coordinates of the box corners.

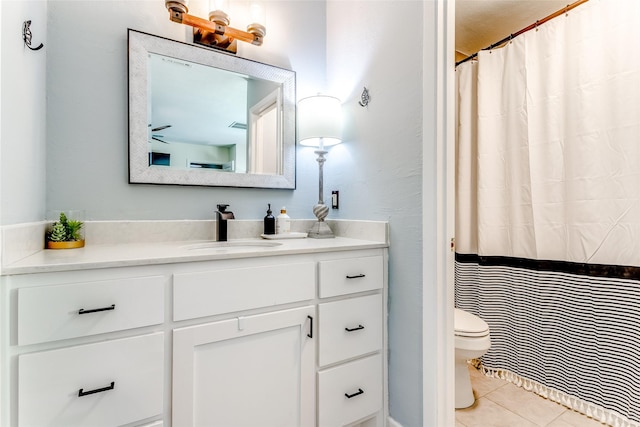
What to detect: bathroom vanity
<box><xmin>0</xmin><ymin>221</ymin><xmax>388</xmax><ymax>427</ymax></box>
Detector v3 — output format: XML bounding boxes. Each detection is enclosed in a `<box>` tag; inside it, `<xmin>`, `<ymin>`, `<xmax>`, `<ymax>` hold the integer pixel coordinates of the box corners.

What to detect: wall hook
<box><xmin>359</xmin><ymin>87</ymin><xmax>370</xmax><ymax>107</ymax></box>
<box><xmin>23</xmin><ymin>20</ymin><xmax>44</xmax><ymax>51</ymax></box>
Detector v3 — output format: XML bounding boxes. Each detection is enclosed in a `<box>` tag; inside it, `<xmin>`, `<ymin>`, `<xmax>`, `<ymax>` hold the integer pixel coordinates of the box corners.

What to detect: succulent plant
<box><xmin>48</xmin><ymin>222</ymin><xmax>67</xmax><ymax>242</ymax></box>
<box><xmin>47</xmin><ymin>212</ymin><xmax>84</xmax><ymax>242</ymax></box>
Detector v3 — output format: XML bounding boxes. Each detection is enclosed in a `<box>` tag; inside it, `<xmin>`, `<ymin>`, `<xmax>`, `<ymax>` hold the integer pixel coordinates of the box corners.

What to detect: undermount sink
<box><xmin>181</xmin><ymin>241</ymin><xmax>283</xmax><ymax>251</ymax></box>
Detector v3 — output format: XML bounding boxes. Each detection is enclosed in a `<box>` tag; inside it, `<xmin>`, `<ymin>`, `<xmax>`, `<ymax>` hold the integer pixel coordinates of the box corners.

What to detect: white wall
<box><xmin>44</xmin><ymin>0</ymin><xmax>326</xmax><ymax>221</ymax></box>
<box><xmin>326</xmin><ymin>1</ymin><xmax>428</xmax><ymax>425</ymax></box>
<box><xmin>1</xmin><ymin>1</ymin><xmax>47</xmax><ymax>225</ymax></box>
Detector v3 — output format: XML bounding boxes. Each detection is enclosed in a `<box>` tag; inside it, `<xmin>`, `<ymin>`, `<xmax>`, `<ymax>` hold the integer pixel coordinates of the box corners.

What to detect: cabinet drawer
<box><xmin>18</xmin><ymin>332</ymin><xmax>164</xmax><ymax>427</ymax></box>
<box><xmin>319</xmin><ymin>294</ymin><xmax>382</xmax><ymax>367</ymax></box>
<box><xmin>318</xmin><ymin>354</ymin><xmax>383</xmax><ymax>427</ymax></box>
<box><xmin>318</xmin><ymin>256</ymin><xmax>383</xmax><ymax>298</ymax></box>
<box><xmin>18</xmin><ymin>276</ymin><xmax>165</xmax><ymax>346</ymax></box>
<box><xmin>173</xmin><ymin>262</ymin><xmax>315</xmax><ymax>321</ymax></box>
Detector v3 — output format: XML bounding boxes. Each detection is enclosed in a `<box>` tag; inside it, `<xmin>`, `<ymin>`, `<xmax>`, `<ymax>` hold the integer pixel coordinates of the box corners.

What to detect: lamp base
<box><xmin>308</xmin><ymin>221</ymin><xmax>334</xmax><ymax>239</ymax></box>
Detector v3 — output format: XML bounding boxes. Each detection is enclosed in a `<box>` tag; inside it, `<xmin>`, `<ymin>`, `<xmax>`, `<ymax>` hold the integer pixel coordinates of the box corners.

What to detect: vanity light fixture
<box><xmin>298</xmin><ymin>95</ymin><xmax>342</xmax><ymax>239</ymax></box>
<box><xmin>165</xmin><ymin>0</ymin><xmax>266</xmax><ymax>54</ymax></box>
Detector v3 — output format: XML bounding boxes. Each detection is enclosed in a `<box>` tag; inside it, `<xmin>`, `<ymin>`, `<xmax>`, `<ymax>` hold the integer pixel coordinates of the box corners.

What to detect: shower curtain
<box><xmin>455</xmin><ymin>0</ymin><xmax>640</xmax><ymax>425</ymax></box>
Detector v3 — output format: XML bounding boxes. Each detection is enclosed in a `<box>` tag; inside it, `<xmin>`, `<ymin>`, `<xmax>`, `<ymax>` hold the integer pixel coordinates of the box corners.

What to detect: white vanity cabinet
<box><xmin>18</xmin><ymin>332</ymin><xmax>164</xmax><ymax>427</ymax></box>
<box><xmin>1</xmin><ymin>247</ymin><xmax>387</xmax><ymax>427</ymax></box>
<box><xmin>317</xmin><ymin>255</ymin><xmax>385</xmax><ymax>427</ymax></box>
<box><xmin>1</xmin><ymin>272</ymin><xmax>167</xmax><ymax>427</ymax></box>
<box><xmin>172</xmin><ymin>306</ymin><xmax>316</xmax><ymax>426</ymax></box>
<box><xmin>171</xmin><ymin>260</ymin><xmax>317</xmax><ymax>426</ymax></box>
<box><xmin>17</xmin><ymin>275</ymin><xmax>164</xmax><ymax>346</ymax></box>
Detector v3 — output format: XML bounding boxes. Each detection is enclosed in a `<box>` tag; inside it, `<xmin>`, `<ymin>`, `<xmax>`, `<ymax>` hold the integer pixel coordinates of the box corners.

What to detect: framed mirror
<box><xmin>128</xmin><ymin>29</ymin><xmax>296</xmax><ymax>189</ymax></box>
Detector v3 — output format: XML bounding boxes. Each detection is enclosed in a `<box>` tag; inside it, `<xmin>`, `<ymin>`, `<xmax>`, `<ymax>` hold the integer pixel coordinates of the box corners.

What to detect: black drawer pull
<box><xmin>78</xmin><ymin>381</ymin><xmax>115</xmax><ymax>397</ymax></box>
<box><xmin>345</xmin><ymin>388</ymin><xmax>364</xmax><ymax>399</ymax></box>
<box><xmin>307</xmin><ymin>315</ymin><xmax>313</xmax><ymax>338</ymax></box>
<box><xmin>345</xmin><ymin>324</ymin><xmax>365</xmax><ymax>332</ymax></box>
<box><xmin>346</xmin><ymin>274</ymin><xmax>365</xmax><ymax>279</ymax></box>
<box><xmin>78</xmin><ymin>304</ymin><xmax>116</xmax><ymax>315</ymax></box>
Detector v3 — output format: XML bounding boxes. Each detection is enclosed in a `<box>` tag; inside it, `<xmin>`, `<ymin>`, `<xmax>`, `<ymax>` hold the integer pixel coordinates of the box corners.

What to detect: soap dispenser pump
<box><xmin>264</xmin><ymin>204</ymin><xmax>275</xmax><ymax>235</ymax></box>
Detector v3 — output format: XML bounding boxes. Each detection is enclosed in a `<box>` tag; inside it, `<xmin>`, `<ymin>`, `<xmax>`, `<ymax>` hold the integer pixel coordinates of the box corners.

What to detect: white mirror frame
<box><xmin>128</xmin><ymin>29</ymin><xmax>296</xmax><ymax>189</ymax></box>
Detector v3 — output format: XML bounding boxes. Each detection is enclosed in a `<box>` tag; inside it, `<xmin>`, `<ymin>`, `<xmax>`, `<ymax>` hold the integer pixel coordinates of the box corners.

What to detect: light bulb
<box><xmin>246</xmin><ymin>2</ymin><xmax>266</xmax><ymax>38</ymax></box>
<box><xmin>208</xmin><ymin>0</ymin><xmax>229</xmax><ymax>25</ymax></box>
<box><xmin>249</xmin><ymin>2</ymin><xmax>265</xmax><ymax>26</ymax></box>
<box><xmin>209</xmin><ymin>0</ymin><xmax>228</xmax><ymax>12</ymax></box>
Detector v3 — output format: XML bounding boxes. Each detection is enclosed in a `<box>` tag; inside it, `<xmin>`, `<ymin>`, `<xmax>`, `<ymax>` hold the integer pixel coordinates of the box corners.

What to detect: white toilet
<box><xmin>454</xmin><ymin>308</ymin><xmax>491</xmax><ymax>409</ymax></box>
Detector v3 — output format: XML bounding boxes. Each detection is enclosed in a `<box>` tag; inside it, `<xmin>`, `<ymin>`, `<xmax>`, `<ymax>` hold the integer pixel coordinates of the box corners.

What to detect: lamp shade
<box><xmin>298</xmin><ymin>95</ymin><xmax>342</xmax><ymax>147</ymax></box>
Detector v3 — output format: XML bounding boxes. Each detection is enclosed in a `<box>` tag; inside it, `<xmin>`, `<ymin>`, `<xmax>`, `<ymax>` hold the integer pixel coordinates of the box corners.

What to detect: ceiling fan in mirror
<box><xmin>149</xmin><ymin>124</ymin><xmax>172</xmax><ymax>144</ymax></box>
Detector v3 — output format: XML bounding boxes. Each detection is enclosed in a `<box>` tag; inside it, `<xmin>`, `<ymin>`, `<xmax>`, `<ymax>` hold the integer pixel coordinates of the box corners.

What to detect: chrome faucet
<box><xmin>216</xmin><ymin>204</ymin><xmax>235</xmax><ymax>241</ymax></box>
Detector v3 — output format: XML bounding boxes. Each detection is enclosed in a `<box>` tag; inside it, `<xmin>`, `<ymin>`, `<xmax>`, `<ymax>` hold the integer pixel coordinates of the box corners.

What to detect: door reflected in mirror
<box><xmin>128</xmin><ymin>30</ymin><xmax>296</xmax><ymax>189</ymax></box>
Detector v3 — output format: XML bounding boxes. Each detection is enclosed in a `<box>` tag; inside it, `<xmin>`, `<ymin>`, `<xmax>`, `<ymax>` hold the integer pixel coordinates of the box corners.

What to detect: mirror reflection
<box><xmin>148</xmin><ymin>53</ymin><xmax>282</xmax><ymax>174</ymax></box>
<box><xmin>128</xmin><ymin>30</ymin><xmax>296</xmax><ymax>189</ymax></box>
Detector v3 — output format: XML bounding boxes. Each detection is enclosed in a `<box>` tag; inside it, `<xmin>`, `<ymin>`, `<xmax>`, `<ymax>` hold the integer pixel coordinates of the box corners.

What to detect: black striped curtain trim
<box><xmin>455</xmin><ymin>253</ymin><xmax>640</xmax><ymax>281</ymax></box>
<box><xmin>455</xmin><ymin>258</ymin><xmax>640</xmax><ymax>424</ymax></box>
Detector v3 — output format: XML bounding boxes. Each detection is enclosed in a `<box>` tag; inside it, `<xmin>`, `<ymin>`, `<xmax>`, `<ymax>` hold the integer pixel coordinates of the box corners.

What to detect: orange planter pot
<box><xmin>46</xmin><ymin>240</ymin><xmax>85</xmax><ymax>249</ymax></box>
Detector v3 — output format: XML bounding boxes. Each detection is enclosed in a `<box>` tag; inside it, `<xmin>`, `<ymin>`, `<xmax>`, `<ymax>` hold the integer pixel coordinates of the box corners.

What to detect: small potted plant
<box><xmin>46</xmin><ymin>211</ymin><xmax>85</xmax><ymax>249</ymax></box>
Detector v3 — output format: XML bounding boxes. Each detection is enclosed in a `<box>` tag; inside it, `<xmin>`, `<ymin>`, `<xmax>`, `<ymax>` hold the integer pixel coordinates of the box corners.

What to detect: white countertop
<box><xmin>2</xmin><ymin>237</ymin><xmax>388</xmax><ymax>275</ymax></box>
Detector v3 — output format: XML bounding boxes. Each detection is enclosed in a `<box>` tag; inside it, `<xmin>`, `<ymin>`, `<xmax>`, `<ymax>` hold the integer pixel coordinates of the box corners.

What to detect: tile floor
<box><xmin>455</xmin><ymin>364</ymin><xmax>606</xmax><ymax>426</ymax></box>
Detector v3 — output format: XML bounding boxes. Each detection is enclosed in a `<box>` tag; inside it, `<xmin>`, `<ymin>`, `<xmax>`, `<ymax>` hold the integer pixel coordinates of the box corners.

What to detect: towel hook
<box><xmin>23</xmin><ymin>20</ymin><xmax>44</xmax><ymax>51</ymax></box>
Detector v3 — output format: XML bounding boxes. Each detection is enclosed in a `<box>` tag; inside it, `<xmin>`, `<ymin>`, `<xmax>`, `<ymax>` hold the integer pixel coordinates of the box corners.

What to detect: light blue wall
<box><xmin>326</xmin><ymin>2</ymin><xmax>428</xmax><ymax>425</ymax></box>
<box><xmin>44</xmin><ymin>0</ymin><xmax>327</xmax><ymax>222</ymax></box>
<box><xmin>1</xmin><ymin>1</ymin><xmax>47</xmax><ymax>225</ymax></box>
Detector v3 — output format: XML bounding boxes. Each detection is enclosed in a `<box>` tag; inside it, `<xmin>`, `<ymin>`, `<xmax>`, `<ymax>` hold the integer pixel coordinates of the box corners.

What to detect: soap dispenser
<box><xmin>263</xmin><ymin>204</ymin><xmax>275</xmax><ymax>235</ymax></box>
<box><xmin>276</xmin><ymin>206</ymin><xmax>291</xmax><ymax>234</ymax></box>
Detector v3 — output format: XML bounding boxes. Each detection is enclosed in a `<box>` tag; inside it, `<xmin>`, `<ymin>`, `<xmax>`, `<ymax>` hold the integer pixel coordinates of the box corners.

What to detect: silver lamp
<box><xmin>298</xmin><ymin>95</ymin><xmax>342</xmax><ymax>238</ymax></box>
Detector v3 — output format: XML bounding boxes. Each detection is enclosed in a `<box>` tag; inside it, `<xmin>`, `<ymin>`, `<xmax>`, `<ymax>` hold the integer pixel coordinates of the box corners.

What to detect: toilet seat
<box><xmin>454</xmin><ymin>308</ymin><xmax>491</xmax><ymax>409</ymax></box>
<box><xmin>455</xmin><ymin>308</ymin><xmax>489</xmax><ymax>338</ymax></box>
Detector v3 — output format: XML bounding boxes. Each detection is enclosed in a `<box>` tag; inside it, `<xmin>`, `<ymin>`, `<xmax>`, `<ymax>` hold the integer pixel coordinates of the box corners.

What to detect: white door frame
<box><xmin>425</xmin><ymin>0</ymin><xmax>456</xmax><ymax>425</ymax></box>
